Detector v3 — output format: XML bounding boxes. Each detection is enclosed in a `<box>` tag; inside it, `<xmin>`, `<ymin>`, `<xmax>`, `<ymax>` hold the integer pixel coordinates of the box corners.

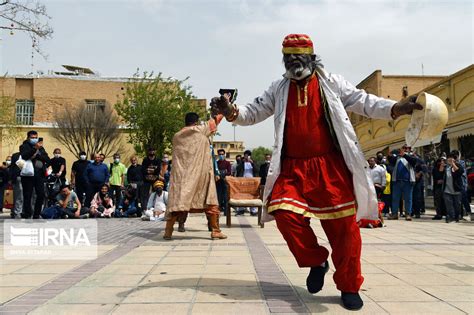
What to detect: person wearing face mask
<box><xmin>216</xmin><ymin>149</ymin><xmax>231</xmax><ymax>213</ymax></box>
<box><xmin>50</xmin><ymin>148</ymin><xmax>66</xmax><ymax>182</ymax></box>
<box><xmin>389</xmin><ymin>145</ymin><xmax>419</xmax><ymax>221</ymax></box>
<box><xmin>109</xmin><ymin>153</ymin><xmax>127</xmax><ymax>207</ymax></box>
<box><xmin>84</xmin><ymin>153</ymin><xmax>110</xmax><ymax>207</ymax></box>
<box><xmin>71</xmin><ymin>151</ymin><xmax>89</xmax><ymax>205</ymax></box>
<box><xmin>235</xmin><ymin>150</ymin><xmax>258</xmax><ymax>216</ymax></box>
<box><xmin>19</xmin><ymin>130</ymin><xmax>50</xmax><ymax>219</ymax></box>
<box><xmin>210</xmin><ymin>34</ymin><xmax>424</xmax><ymax>310</ymax></box>
<box><xmin>142</xmin><ymin>147</ymin><xmax>160</xmax><ymax>209</ymax></box>
<box><xmin>142</xmin><ymin>180</ymin><xmax>168</xmax><ymax>221</ymax></box>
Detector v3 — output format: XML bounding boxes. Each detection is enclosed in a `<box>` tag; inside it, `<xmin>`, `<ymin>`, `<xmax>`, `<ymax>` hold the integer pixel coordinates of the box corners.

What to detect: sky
<box><xmin>1</xmin><ymin>0</ymin><xmax>472</xmax><ymax>150</ymax></box>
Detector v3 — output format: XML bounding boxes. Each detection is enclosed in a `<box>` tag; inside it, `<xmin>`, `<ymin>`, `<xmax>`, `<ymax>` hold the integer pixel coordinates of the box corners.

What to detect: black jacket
<box><xmin>127</xmin><ymin>164</ymin><xmax>144</xmax><ymax>182</ymax></box>
<box><xmin>442</xmin><ymin>162</ymin><xmax>464</xmax><ymax>193</ymax></box>
<box><xmin>9</xmin><ymin>152</ymin><xmax>21</xmax><ymax>183</ymax></box>
<box><xmin>19</xmin><ymin>140</ymin><xmax>50</xmax><ymax>177</ymax></box>
<box><xmin>0</xmin><ymin>167</ymin><xmax>8</xmax><ymax>187</ymax></box>
<box><xmin>259</xmin><ymin>162</ymin><xmax>270</xmax><ymax>185</ymax></box>
<box><xmin>142</xmin><ymin>157</ymin><xmax>160</xmax><ymax>183</ymax></box>
<box><xmin>236</xmin><ymin>160</ymin><xmax>257</xmax><ymax>177</ymax></box>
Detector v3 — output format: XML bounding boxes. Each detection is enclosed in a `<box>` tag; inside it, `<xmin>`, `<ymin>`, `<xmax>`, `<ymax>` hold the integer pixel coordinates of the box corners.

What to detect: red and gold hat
<box><xmin>282</xmin><ymin>34</ymin><xmax>314</xmax><ymax>55</ymax></box>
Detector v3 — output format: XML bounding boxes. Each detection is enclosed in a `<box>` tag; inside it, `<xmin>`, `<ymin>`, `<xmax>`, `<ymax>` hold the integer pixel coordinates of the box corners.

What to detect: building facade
<box><xmin>212</xmin><ymin>140</ymin><xmax>245</xmax><ymax>161</ymax></box>
<box><xmin>351</xmin><ymin>65</ymin><xmax>474</xmax><ymax>160</ymax></box>
<box><xmin>0</xmin><ymin>72</ymin><xmax>207</xmax><ymax>178</ymax></box>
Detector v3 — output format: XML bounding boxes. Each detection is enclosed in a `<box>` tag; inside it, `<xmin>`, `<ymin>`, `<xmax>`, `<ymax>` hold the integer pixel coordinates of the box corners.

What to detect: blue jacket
<box><xmin>84</xmin><ymin>162</ymin><xmax>109</xmax><ymax>184</ymax></box>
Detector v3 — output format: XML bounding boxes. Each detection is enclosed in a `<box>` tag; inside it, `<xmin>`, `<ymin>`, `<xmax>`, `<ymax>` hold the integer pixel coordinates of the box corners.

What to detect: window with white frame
<box><xmin>15</xmin><ymin>99</ymin><xmax>35</xmax><ymax>125</ymax></box>
<box><xmin>85</xmin><ymin>99</ymin><xmax>106</xmax><ymax>113</ymax></box>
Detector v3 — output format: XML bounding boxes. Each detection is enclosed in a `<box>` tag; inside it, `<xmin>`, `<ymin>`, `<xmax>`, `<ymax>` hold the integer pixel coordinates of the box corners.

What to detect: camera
<box><xmin>219</xmin><ymin>89</ymin><xmax>238</xmax><ymax>103</ymax></box>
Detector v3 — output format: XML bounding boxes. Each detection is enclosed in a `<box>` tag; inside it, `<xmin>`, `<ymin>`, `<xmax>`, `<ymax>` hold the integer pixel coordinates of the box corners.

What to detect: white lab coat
<box><xmin>234</xmin><ymin>67</ymin><xmax>396</xmax><ymax>222</ymax></box>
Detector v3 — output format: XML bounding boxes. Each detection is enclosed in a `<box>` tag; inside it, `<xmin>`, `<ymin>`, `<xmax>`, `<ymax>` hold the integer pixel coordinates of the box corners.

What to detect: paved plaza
<box><xmin>0</xmin><ymin>210</ymin><xmax>473</xmax><ymax>314</ymax></box>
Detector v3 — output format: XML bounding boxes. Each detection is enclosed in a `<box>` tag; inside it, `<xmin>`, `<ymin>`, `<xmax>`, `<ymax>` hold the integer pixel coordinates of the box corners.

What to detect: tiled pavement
<box><xmin>0</xmin><ymin>210</ymin><xmax>473</xmax><ymax>314</ymax></box>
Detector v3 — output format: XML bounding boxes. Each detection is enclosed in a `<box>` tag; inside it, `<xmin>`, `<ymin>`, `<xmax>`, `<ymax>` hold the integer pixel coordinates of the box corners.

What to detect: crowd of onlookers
<box><xmin>0</xmin><ymin>130</ymin><xmax>172</xmax><ymax>220</ymax></box>
<box><xmin>0</xmin><ymin>130</ymin><xmax>271</xmax><ymax>220</ymax></box>
<box><xmin>367</xmin><ymin>145</ymin><xmax>473</xmax><ymax>223</ymax></box>
<box><xmin>1</xmin><ymin>131</ymin><xmax>472</xmax><ymax>223</ymax></box>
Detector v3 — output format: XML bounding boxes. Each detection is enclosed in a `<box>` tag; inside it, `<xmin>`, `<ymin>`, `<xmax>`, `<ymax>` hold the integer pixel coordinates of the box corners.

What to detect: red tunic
<box><xmin>268</xmin><ymin>74</ymin><xmax>356</xmax><ymax>220</ymax></box>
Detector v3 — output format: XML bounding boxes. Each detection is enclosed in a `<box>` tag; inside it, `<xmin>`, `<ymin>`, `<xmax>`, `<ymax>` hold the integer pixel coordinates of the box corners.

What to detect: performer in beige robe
<box><xmin>164</xmin><ymin>112</ymin><xmax>227</xmax><ymax>240</ymax></box>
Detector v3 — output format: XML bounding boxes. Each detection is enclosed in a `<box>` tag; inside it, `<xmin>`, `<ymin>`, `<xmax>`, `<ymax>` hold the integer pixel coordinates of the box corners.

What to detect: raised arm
<box><xmin>333</xmin><ymin>74</ymin><xmax>422</xmax><ymax>120</ymax></box>
<box><xmin>210</xmin><ymin>80</ymin><xmax>279</xmax><ymax>126</ymax></box>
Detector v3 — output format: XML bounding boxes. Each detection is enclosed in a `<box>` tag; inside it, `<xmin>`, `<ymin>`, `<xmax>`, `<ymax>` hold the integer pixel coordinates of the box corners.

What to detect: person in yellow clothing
<box><xmin>381</xmin><ymin>169</ymin><xmax>391</xmax><ymax>216</ymax></box>
<box><xmin>109</xmin><ymin>153</ymin><xmax>127</xmax><ymax>208</ymax></box>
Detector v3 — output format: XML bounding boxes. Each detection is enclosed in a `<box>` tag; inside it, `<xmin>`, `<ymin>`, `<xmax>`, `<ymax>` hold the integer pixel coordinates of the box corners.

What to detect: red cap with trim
<box><xmin>282</xmin><ymin>34</ymin><xmax>314</xmax><ymax>55</ymax></box>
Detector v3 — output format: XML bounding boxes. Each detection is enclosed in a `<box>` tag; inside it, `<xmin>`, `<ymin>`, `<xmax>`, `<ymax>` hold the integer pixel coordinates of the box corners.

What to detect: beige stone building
<box><xmin>0</xmin><ymin>69</ymin><xmax>206</xmax><ymax>179</ymax></box>
<box><xmin>212</xmin><ymin>140</ymin><xmax>245</xmax><ymax>161</ymax></box>
<box><xmin>351</xmin><ymin>65</ymin><xmax>474</xmax><ymax>159</ymax></box>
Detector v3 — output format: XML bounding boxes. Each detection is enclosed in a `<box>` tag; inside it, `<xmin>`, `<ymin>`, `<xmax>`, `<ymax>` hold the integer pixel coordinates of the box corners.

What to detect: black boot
<box><xmin>306</xmin><ymin>260</ymin><xmax>329</xmax><ymax>294</ymax></box>
<box><xmin>341</xmin><ymin>292</ymin><xmax>363</xmax><ymax>310</ymax></box>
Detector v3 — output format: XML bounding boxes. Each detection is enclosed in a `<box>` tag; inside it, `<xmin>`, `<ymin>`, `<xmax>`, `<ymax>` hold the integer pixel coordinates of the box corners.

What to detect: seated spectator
<box><xmin>142</xmin><ymin>180</ymin><xmax>168</xmax><ymax>221</ymax></box>
<box><xmin>116</xmin><ymin>186</ymin><xmax>138</xmax><ymax>217</ymax></box>
<box><xmin>90</xmin><ymin>184</ymin><xmax>115</xmax><ymax>218</ymax></box>
<box><xmin>56</xmin><ymin>184</ymin><xmax>89</xmax><ymax>219</ymax></box>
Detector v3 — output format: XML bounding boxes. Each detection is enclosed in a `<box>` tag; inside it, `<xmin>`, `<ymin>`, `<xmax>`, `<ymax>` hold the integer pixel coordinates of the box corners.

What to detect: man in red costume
<box><xmin>211</xmin><ymin>34</ymin><xmax>421</xmax><ymax>310</ymax></box>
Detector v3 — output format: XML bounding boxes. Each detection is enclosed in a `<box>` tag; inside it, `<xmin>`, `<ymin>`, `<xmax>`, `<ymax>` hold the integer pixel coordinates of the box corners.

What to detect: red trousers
<box><xmin>273</xmin><ymin>210</ymin><xmax>363</xmax><ymax>293</ymax></box>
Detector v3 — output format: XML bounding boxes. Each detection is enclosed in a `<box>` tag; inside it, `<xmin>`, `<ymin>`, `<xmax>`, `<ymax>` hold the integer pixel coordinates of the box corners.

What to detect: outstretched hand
<box><xmin>210</xmin><ymin>94</ymin><xmax>233</xmax><ymax>119</ymax></box>
<box><xmin>391</xmin><ymin>95</ymin><xmax>423</xmax><ymax>119</ymax></box>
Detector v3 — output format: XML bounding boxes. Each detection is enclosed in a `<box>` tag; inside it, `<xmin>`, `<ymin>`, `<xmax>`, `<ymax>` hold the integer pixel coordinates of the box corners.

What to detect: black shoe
<box><xmin>341</xmin><ymin>292</ymin><xmax>363</xmax><ymax>310</ymax></box>
<box><xmin>306</xmin><ymin>260</ymin><xmax>329</xmax><ymax>294</ymax></box>
<box><xmin>432</xmin><ymin>216</ymin><xmax>442</xmax><ymax>220</ymax></box>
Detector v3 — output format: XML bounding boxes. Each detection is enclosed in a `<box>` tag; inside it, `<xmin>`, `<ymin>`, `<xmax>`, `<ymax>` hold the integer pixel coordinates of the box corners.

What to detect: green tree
<box><xmin>251</xmin><ymin>146</ymin><xmax>272</xmax><ymax>166</ymax></box>
<box><xmin>115</xmin><ymin>72</ymin><xmax>205</xmax><ymax>157</ymax></box>
<box><xmin>0</xmin><ymin>94</ymin><xmax>22</xmax><ymax>147</ymax></box>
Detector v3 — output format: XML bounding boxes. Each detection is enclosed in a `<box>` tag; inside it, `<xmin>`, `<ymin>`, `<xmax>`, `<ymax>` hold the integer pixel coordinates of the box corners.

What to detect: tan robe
<box><xmin>166</xmin><ymin>120</ymin><xmax>219</xmax><ymax>215</ymax></box>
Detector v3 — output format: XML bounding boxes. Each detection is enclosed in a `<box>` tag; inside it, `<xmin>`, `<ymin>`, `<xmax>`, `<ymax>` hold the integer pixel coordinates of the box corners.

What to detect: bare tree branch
<box><xmin>51</xmin><ymin>102</ymin><xmax>124</xmax><ymax>159</ymax></box>
<box><xmin>0</xmin><ymin>0</ymin><xmax>53</xmax><ymax>58</ymax></box>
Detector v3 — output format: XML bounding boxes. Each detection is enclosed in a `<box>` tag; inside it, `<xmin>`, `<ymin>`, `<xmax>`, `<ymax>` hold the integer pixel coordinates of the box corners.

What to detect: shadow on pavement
<box><xmin>437</xmin><ymin>263</ymin><xmax>474</xmax><ymax>272</ymax></box>
<box><xmin>116</xmin><ymin>278</ymin><xmax>338</xmax><ymax>313</ymax></box>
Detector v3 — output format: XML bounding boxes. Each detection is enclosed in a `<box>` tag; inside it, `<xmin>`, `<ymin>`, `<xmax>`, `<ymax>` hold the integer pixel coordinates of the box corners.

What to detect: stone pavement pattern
<box><xmin>0</xmin><ymin>211</ymin><xmax>473</xmax><ymax>314</ymax></box>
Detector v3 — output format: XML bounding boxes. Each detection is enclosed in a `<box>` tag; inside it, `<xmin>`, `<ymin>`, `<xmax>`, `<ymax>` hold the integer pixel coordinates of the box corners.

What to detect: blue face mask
<box><xmin>29</xmin><ymin>138</ymin><xmax>39</xmax><ymax>145</ymax></box>
<box><xmin>218</xmin><ymin>155</ymin><xmax>225</xmax><ymax>161</ymax></box>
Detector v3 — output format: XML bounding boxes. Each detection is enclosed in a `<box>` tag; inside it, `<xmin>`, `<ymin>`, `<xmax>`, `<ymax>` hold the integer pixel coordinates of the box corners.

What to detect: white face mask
<box><xmin>54</xmin><ymin>154</ymin><xmax>61</xmax><ymax>158</ymax></box>
<box><xmin>114</xmin><ymin>158</ymin><xmax>120</xmax><ymax>163</ymax></box>
<box><xmin>80</xmin><ymin>155</ymin><xmax>86</xmax><ymax>160</ymax></box>
<box><xmin>6</xmin><ymin>160</ymin><xmax>11</xmax><ymax>166</ymax></box>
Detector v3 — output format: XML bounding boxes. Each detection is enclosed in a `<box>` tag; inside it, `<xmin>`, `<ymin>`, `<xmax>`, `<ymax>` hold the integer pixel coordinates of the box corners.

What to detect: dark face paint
<box><xmin>283</xmin><ymin>54</ymin><xmax>313</xmax><ymax>78</ymax></box>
